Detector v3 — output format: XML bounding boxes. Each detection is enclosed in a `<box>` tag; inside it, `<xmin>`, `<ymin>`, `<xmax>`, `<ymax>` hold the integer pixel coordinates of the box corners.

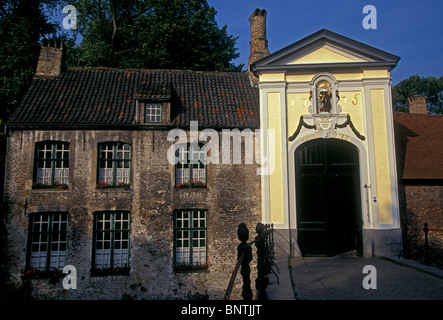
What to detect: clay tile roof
<box><xmin>136</xmin><ymin>79</ymin><xmax>172</xmax><ymax>100</ymax></box>
<box><xmin>394</xmin><ymin>112</ymin><xmax>443</xmax><ymax>180</ymax></box>
<box><xmin>8</xmin><ymin>67</ymin><xmax>259</xmax><ymax>129</ymax></box>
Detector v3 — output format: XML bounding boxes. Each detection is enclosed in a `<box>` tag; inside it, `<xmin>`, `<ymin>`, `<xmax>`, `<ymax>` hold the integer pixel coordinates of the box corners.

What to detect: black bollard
<box><xmin>237</xmin><ymin>223</ymin><xmax>253</xmax><ymax>300</ymax></box>
<box><xmin>255</xmin><ymin>222</ymin><xmax>268</xmax><ymax>300</ymax></box>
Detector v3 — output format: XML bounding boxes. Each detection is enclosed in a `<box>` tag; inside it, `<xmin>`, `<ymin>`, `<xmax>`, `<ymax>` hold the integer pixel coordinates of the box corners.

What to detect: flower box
<box><xmin>91</xmin><ymin>266</ymin><xmax>130</xmax><ymax>276</ymax></box>
<box><xmin>96</xmin><ymin>181</ymin><xmax>130</xmax><ymax>190</ymax></box>
<box><xmin>32</xmin><ymin>182</ymin><xmax>68</xmax><ymax>190</ymax></box>
<box><xmin>175</xmin><ymin>262</ymin><xmax>209</xmax><ymax>272</ymax></box>
<box><xmin>22</xmin><ymin>268</ymin><xmax>65</xmax><ymax>281</ymax></box>
<box><xmin>176</xmin><ymin>179</ymin><xmax>206</xmax><ymax>189</ymax></box>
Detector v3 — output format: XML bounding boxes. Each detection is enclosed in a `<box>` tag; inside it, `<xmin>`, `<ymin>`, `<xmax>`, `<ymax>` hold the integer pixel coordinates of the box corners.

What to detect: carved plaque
<box><xmin>317</xmin><ymin>117</ymin><xmax>332</xmax><ymax>130</ymax></box>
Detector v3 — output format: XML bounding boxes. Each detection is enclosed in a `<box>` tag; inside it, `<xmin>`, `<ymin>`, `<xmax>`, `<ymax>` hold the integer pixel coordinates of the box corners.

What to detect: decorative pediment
<box><xmin>288</xmin><ymin>45</ymin><xmax>368</xmax><ymax>64</ymax></box>
<box><xmin>250</xmin><ymin>29</ymin><xmax>400</xmax><ymax>72</ymax></box>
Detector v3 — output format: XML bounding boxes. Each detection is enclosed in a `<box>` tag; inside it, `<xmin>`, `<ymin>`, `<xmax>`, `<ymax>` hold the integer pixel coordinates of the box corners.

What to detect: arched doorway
<box><xmin>295</xmin><ymin>138</ymin><xmax>363</xmax><ymax>256</ymax></box>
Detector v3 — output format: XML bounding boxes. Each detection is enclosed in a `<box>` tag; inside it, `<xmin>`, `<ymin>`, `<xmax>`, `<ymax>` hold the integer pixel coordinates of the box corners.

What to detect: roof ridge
<box><xmin>67</xmin><ymin>66</ymin><xmax>247</xmax><ymax>76</ymax></box>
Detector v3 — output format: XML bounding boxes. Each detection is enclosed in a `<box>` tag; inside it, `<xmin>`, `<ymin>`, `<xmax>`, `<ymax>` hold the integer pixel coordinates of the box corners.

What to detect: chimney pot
<box><xmin>408</xmin><ymin>95</ymin><xmax>427</xmax><ymax>114</ymax></box>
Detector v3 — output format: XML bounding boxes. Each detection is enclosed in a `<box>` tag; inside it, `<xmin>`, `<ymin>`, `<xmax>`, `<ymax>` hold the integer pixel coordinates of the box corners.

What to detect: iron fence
<box><xmin>224</xmin><ymin>222</ymin><xmax>279</xmax><ymax>300</ymax></box>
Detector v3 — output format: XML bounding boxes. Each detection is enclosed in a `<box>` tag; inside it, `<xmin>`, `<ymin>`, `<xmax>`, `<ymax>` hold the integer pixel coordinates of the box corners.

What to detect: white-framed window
<box><xmin>174</xmin><ymin>210</ymin><xmax>207</xmax><ymax>271</ymax></box>
<box><xmin>175</xmin><ymin>143</ymin><xmax>207</xmax><ymax>188</ymax></box>
<box><xmin>34</xmin><ymin>141</ymin><xmax>69</xmax><ymax>186</ymax></box>
<box><xmin>93</xmin><ymin>211</ymin><xmax>130</xmax><ymax>271</ymax></box>
<box><xmin>28</xmin><ymin>212</ymin><xmax>68</xmax><ymax>270</ymax></box>
<box><xmin>98</xmin><ymin>142</ymin><xmax>131</xmax><ymax>187</ymax></box>
<box><xmin>145</xmin><ymin>103</ymin><xmax>162</xmax><ymax>123</ymax></box>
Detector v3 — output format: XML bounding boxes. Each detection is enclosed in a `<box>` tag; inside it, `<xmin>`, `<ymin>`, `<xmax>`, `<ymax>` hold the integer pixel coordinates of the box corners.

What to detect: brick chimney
<box><xmin>408</xmin><ymin>95</ymin><xmax>427</xmax><ymax>114</ymax></box>
<box><xmin>248</xmin><ymin>8</ymin><xmax>270</xmax><ymax>74</ymax></box>
<box><xmin>35</xmin><ymin>39</ymin><xmax>66</xmax><ymax>79</ymax></box>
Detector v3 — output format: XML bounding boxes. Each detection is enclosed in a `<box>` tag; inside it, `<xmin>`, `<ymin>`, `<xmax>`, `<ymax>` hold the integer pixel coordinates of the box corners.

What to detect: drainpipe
<box><xmin>284</xmin><ymin>93</ymin><xmax>293</xmax><ymax>257</ymax></box>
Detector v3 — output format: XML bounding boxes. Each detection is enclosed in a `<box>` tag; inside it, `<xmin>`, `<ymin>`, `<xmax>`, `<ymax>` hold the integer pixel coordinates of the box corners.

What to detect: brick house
<box><xmin>3</xmin><ymin>38</ymin><xmax>262</xmax><ymax>299</ymax></box>
<box><xmin>394</xmin><ymin>96</ymin><xmax>443</xmax><ymax>268</ymax></box>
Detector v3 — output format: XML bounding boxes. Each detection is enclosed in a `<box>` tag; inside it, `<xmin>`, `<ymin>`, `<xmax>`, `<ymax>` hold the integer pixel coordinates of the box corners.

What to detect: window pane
<box><xmin>116</xmin><ymin>167</ymin><xmax>130</xmax><ymax>184</ymax></box>
<box><xmin>34</xmin><ymin>142</ymin><xmax>69</xmax><ymax>186</ymax></box>
<box><xmin>44</xmin><ymin>149</ymin><xmax>52</xmax><ymax>159</ymax></box>
<box><xmin>29</xmin><ymin>212</ymin><xmax>68</xmax><ymax>270</ymax></box>
<box><xmin>176</xmin><ymin>248</ymin><xmax>189</xmax><ymax>264</ymax></box>
<box><xmin>175</xmin><ymin>210</ymin><xmax>207</xmax><ymax>267</ymax></box>
<box><xmin>113</xmin><ymin>249</ymin><xmax>129</xmax><ymax>267</ymax></box>
<box><xmin>103</xmin><ymin>239</ymin><xmax>111</xmax><ymax>249</ymax></box>
<box><xmin>175</xmin><ymin>144</ymin><xmax>207</xmax><ymax>186</ymax></box>
<box><xmin>33</xmin><ymin>213</ymin><xmax>49</xmax><ymax>232</ymax></box>
<box><xmin>98</xmin><ymin>144</ymin><xmax>130</xmax><ymax>185</ymax></box>
<box><xmin>38</xmin><ymin>148</ymin><xmax>45</xmax><ymax>160</ymax></box>
<box><xmin>146</xmin><ymin>103</ymin><xmax>162</xmax><ymax>122</ymax></box>
<box><xmin>94</xmin><ymin>212</ymin><xmax>130</xmax><ymax>269</ymax></box>
<box><xmin>193</xmin><ymin>247</ymin><xmax>206</xmax><ymax>264</ymax></box>
<box><xmin>30</xmin><ymin>252</ymin><xmax>47</xmax><ymax>269</ymax></box>
<box><xmin>50</xmin><ymin>250</ymin><xmax>66</xmax><ymax>270</ymax></box>
<box><xmin>55</xmin><ymin>160</ymin><xmax>62</xmax><ymax>169</ymax></box>
<box><xmin>95</xmin><ymin>249</ymin><xmax>111</xmax><ymax>268</ymax></box>
<box><xmin>37</xmin><ymin>159</ymin><xmax>45</xmax><ymax>169</ymax></box>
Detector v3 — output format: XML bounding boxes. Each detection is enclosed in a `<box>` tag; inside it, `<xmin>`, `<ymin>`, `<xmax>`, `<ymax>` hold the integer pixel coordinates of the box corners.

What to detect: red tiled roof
<box><xmin>394</xmin><ymin>112</ymin><xmax>443</xmax><ymax>180</ymax></box>
<box><xmin>8</xmin><ymin>67</ymin><xmax>259</xmax><ymax>129</ymax></box>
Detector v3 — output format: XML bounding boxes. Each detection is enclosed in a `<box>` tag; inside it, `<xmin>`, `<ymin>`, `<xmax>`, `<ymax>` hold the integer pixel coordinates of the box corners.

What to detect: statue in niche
<box><xmin>317</xmin><ymin>80</ymin><xmax>332</xmax><ymax>113</ymax></box>
<box><xmin>318</xmin><ymin>90</ymin><xmax>332</xmax><ymax>112</ymax></box>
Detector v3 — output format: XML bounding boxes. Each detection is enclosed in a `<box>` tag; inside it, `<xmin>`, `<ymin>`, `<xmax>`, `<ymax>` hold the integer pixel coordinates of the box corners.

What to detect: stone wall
<box><xmin>4</xmin><ymin>128</ymin><xmax>261</xmax><ymax>299</ymax></box>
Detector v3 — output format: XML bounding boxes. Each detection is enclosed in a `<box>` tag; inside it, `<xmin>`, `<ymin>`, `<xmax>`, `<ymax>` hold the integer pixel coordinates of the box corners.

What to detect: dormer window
<box><xmin>145</xmin><ymin>103</ymin><xmax>162</xmax><ymax>123</ymax></box>
<box><xmin>136</xmin><ymin>80</ymin><xmax>173</xmax><ymax>125</ymax></box>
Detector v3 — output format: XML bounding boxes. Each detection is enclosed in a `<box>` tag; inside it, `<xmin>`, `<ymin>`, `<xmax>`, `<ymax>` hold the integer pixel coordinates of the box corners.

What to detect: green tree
<box><xmin>0</xmin><ymin>0</ymin><xmax>59</xmax><ymax>186</ymax></box>
<box><xmin>0</xmin><ymin>0</ymin><xmax>59</xmax><ymax>125</ymax></box>
<box><xmin>392</xmin><ymin>74</ymin><xmax>443</xmax><ymax>114</ymax></box>
<box><xmin>65</xmin><ymin>0</ymin><xmax>242</xmax><ymax>71</ymax></box>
